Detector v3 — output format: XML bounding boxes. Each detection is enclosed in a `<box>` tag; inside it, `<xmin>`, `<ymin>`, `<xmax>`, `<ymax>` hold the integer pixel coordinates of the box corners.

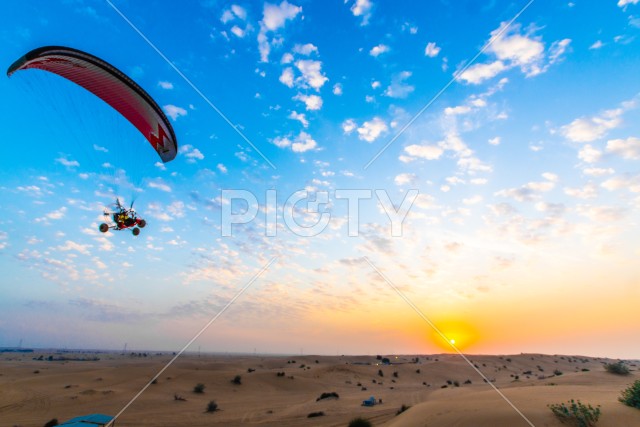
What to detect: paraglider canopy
<box><xmin>7</xmin><ymin>45</ymin><xmax>178</xmax><ymax>163</ymax></box>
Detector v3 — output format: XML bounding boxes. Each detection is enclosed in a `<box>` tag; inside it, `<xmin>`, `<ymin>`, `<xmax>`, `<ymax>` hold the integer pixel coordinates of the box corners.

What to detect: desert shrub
<box><xmin>247</xmin><ymin>368</ymin><xmax>255</xmax><ymax>373</ymax></box>
<box><xmin>396</xmin><ymin>404</ymin><xmax>411</xmax><ymax>415</ymax></box>
<box><xmin>348</xmin><ymin>417</ymin><xmax>372</xmax><ymax>427</ymax></box>
<box><xmin>453</xmin><ymin>380</ymin><xmax>460</xmax><ymax>387</ymax></box>
<box><xmin>307</xmin><ymin>411</ymin><xmax>325</xmax><ymax>418</ymax></box>
<box><xmin>619</xmin><ymin>380</ymin><xmax>640</xmax><ymax>409</ymax></box>
<box><xmin>43</xmin><ymin>419</ymin><xmax>58</xmax><ymax>427</ymax></box>
<box><xmin>554</xmin><ymin>369</ymin><xmax>563</xmax><ymax>376</ymax></box>
<box><xmin>193</xmin><ymin>383</ymin><xmax>205</xmax><ymax>393</ymax></box>
<box><xmin>605</xmin><ymin>361</ymin><xmax>630</xmax><ymax>375</ymax></box>
<box><xmin>206</xmin><ymin>400</ymin><xmax>218</xmax><ymax>412</ymax></box>
<box><xmin>174</xmin><ymin>393</ymin><xmax>186</xmax><ymax>401</ymax></box>
<box><xmin>548</xmin><ymin>399</ymin><xmax>601</xmax><ymax>427</ymax></box>
<box><xmin>276</xmin><ymin>371</ymin><xmax>285</xmax><ymax>377</ymax></box>
<box><xmin>232</xmin><ymin>375</ymin><xmax>242</xmax><ymax>385</ymax></box>
<box><xmin>393</xmin><ymin>371</ymin><xmax>398</xmax><ymax>378</ymax></box>
<box><xmin>378</xmin><ymin>369</ymin><xmax>384</xmax><ymax>377</ymax></box>
<box><xmin>415</xmin><ymin>368</ymin><xmax>421</xmax><ymax>374</ymax></box>
<box><xmin>464</xmin><ymin>379</ymin><xmax>472</xmax><ymax>384</ymax></box>
<box><xmin>316</xmin><ymin>391</ymin><xmax>339</xmax><ymax>401</ymax></box>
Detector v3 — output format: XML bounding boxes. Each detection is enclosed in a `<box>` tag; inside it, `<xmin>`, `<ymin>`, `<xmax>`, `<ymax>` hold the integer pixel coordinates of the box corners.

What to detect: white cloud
<box><xmin>444</xmin><ymin>105</ymin><xmax>472</xmax><ymax>115</ymax></box>
<box><xmin>0</xmin><ymin>231</ymin><xmax>8</xmax><ymax>250</ymax></box>
<box><xmin>495</xmin><ymin>176</ymin><xmax>555</xmax><ymax>202</ymax></box>
<box><xmin>289</xmin><ymin>111</ymin><xmax>309</xmax><ymax>127</ymax></box>
<box><xmin>158</xmin><ymin>81</ymin><xmax>173</xmax><ymax>89</ymax></box>
<box><xmin>221</xmin><ymin>9</ymin><xmax>235</xmax><ymax>24</ymax></box>
<box><xmin>578</xmin><ymin>144</ymin><xmax>602</xmax><ymax>163</ymax></box>
<box><xmin>93</xmin><ymin>144</ymin><xmax>108</xmax><ymax>152</ymax></box>
<box><xmin>589</xmin><ymin>40</ymin><xmax>604</xmax><ymax>50</ymax></box>
<box><xmin>272</xmin><ymin>131</ymin><xmax>317</xmax><ymax>153</ymax></box>
<box><xmin>384</xmin><ymin>71</ymin><xmax>414</xmax><ymax>98</ymax></box>
<box><xmin>57</xmin><ymin>240</ymin><xmax>91</xmax><ymax>255</ymax></box>
<box><xmin>180</xmin><ymin>144</ymin><xmax>205</xmax><ymax>162</ymax></box>
<box><xmin>231</xmin><ymin>25</ymin><xmax>245</xmax><ymax>38</ymax></box>
<box><xmin>394</xmin><ymin>173</ymin><xmax>417</xmax><ymax>186</ymax></box>
<box><xmin>356</xmin><ymin>117</ymin><xmax>388</xmax><ymax>142</ymax></box>
<box><xmin>148</xmin><ymin>178</ymin><xmax>172</xmax><ymax>193</ymax></box>
<box><xmin>564</xmin><ymin>183</ymin><xmax>598</xmax><ymax>199</ymax></box>
<box><xmin>350</xmin><ymin>0</ymin><xmax>373</xmax><ymax>26</ymax></box>
<box><xmin>231</xmin><ymin>4</ymin><xmax>247</xmax><ymax>20</ymax></box>
<box><xmin>489</xmin><ymin>23</ymin><xmax>545</xmax><ymax>74</ymax></box>
<box><xmin>403</xmin><ymin>143</ymin><xmax>443</xmax><ymax>160</ymax></box>
<box><xmin>342</xmin><ymin>119</ymin><xmax>357</xmax><ymax>134</ymax></box>
<box><xmin>293</xmin><ymin>43</ymin><xmax>318</xmax><ymax>55</ymax></box>
<box><xmin>163</xmin><ymin>104</ymin><xmax>187</xmax><ymax>121</ymax></box>
<box><xmin>602</xmin><ymin>174</ymin><xmax>640</xmax><ymax>193</ymax></box>
<box><xmin>217</xmin><ymin>163</ymin><xmax>228</xmax><ymax>174</ymax></box>
<box><xmin>458</xmin><ymin>23</ymin><xmax>570</xmax><ymax>84</ymax></box>
<box><xmin>293</xmin><ymin>93</ymin><xmax>323</xmax><ymax>110</ymax></box>
<box><xmin>55</xmin><ymin>157</ymin><xmax>80</xmax><ymax>168</ymax></box>
<box><xmin>606</xmin><ymin>137</ymin><xmax>640</xmax><ymax>159</ymax></box>
<box><xmin>583</xmin><ymin>167</ymin><xmax>614</xmax><ymax>177</ymax></box>
<box><xmin>458</xmin><ymin>60</ymin><xmax>506</xmax><ymax>84</ymax></box>
<box><xmin>369</xmin><ymin>44</ymin><xmax>390</xmax><ymax>57</ymax></box>
<box><xmin>291</xmin><ymin>131</ymin><xmax>318</xmax><ymax>153</ymax></box>
<box><xmin>272</xmin><ymin>136</ymin><xmax>292</xmax><ymax>148</ymax></box>
<box><xmin>295</xmin><ymin>59</ymin><xmax>328</xmax><ymax>90</ymax></box>
<box><xmin>279</xmin><ymin>67</ymin><xmax>295</xmax><ymax>87</ymax></box>
<box><xmin>371</xmin><ymin>81</ymin><xmax>381</xmax><ymax>89</ymax></box>
<box><xmin>36</xmin><ymin>207</ymin><xmax>67</xmax><ymax>222</ymax></box>
<box><xmin>489</xmin><ymin>136</ymin><xmax>501</xmax><ymax>146</ymax></box>
<box><xmin>425</xmin><ymin>42</ymin><xmax>441</xmax><ymax>57</ymax></box>
<box><xmin>463</xmin><ymin>195</ymin><xmax>483</xmax><ymax>205</ymax></box>
<box><xmin>258</xmin><ymin>1</ymin><xmax>302</xmax><ymax>62</ymax></box>
<box><xmin>333</xmin><ymin>83</ymin><xmax>343</xmax><ymax>95</ymax></box>
<box><xmin>618</xmin><ymin>0</ymin><xmax>639</xmax><ymax>7</ymax></box>
<box><xmin>561</xmin><ymin>108</ymin><xmax>624</xmax><ymax>142</ymax></box>
<box><xmin>281</xmin><ymin>52</ymin><xmax>294</xmax><ymax>64</ymax></box>
<box><xmin>262</xmin><ymin>1</ymin><xmax>302</xmax><ymax>31</ymax></box>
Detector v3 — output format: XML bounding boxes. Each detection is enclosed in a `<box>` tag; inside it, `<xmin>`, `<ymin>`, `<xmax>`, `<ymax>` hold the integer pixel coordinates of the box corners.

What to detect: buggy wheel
<box><xmin>132</xmin><ymin>227</ymin><xmax>140</xmax><ymax>236</ymax></box>
<box><xmin>99</xmin><ymin>223</ymin><xmax>109</xmax><ymax>233</ymax></box>
<box><xmin>138</xmin><ymin>219</ymin><xmax>146</xmax><ymax>228</ymax></box>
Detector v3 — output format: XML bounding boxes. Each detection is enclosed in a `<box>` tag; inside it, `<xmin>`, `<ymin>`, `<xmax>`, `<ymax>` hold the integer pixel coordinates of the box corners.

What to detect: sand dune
<box><xmin>1</xmin><ymin>352</ymin><xmax>638</xmax><ymax>426</ymax></box>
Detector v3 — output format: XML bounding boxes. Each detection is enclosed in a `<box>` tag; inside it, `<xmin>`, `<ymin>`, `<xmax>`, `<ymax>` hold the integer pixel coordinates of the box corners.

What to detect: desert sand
<box><xmin>1</xmin><ymin>351</ymin><xmax>638</xmax><ymax>426</ymax></box>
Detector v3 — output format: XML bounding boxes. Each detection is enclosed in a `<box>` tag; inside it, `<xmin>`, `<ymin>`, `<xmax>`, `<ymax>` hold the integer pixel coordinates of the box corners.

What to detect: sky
<box><xmin>1</xmin><ymin>0</ymin><xmax>639</xmax><ymax>358</ymax></box>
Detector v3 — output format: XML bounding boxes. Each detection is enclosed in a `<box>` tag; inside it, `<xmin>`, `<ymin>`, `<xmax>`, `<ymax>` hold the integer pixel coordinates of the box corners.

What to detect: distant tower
<box><xmin>122</xmin><ymin>343</ymin><xmax>127</xmax><ymax>354</ymax></box>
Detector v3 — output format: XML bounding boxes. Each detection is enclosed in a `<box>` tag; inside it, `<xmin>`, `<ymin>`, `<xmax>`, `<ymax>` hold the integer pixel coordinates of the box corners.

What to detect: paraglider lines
<box><xmin>106</xmin><ymin>0</ymin><xmax>277</xmax><ymax>170</ymax></box>
<box><xmin>105</xmin><ymin>256</ymin><xmax>279</xmax><ymax>426</ymax></box>
<box><xmin>363</xmin><ymin>256</ymin><xmax>536</xmax><ymax>427</ymax></box>
<box><xmin>363</xmin><ymin>0</ymin><xmax>536</xmax><ymax>170</ymax></box>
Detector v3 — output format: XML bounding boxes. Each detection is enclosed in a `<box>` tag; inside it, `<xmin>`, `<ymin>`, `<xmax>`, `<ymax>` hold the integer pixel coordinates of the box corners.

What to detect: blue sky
<box><xmin>1</xmin><ymin>0</ymin><xmax>640</xmax><ymax>357</ymax></box>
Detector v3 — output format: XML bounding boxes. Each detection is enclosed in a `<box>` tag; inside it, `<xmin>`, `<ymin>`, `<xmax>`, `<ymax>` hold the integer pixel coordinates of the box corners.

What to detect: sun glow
<box><xmin>429</xmin><ymin>319</ymin><xmax>479</xmax><ymax>352</ymax></box>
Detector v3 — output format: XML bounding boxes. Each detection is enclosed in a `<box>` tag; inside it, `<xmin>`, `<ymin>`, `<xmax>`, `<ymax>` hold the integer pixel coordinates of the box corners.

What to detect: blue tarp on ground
<box><xmin>60</xmin><ymin>414</ymin><xmax>114</xmax><ymax>426</ymax></box>
<box><xmin>362</xmin><ymin>396</ymin><xmax>376</xmax><ymax>406</ymax></box>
